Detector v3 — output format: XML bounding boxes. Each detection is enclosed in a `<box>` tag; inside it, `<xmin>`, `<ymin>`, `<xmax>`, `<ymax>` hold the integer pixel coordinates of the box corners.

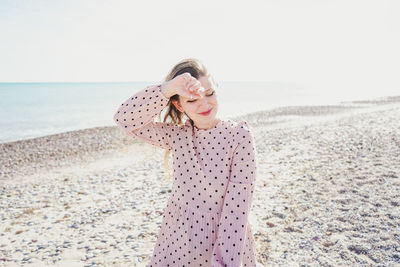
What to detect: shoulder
<box><xmin>219</xmin><ymin>119</ymin><xmax>254</xmax><ymax>153</ymax></box>
<box><xmin>218</xmin><ymin>119</ymin><xmax>250</xmax><ymax>132</ymax></box>
<box><xmin>230</xmin><ymin>120</ymin><xmax>257</xmax><ymax>162</ymax></box>
<box><xmin>236</xmin><ymin>120</ymin><xmax>252</xmax><ymax>133</ymax></box>
<box><xmin>230</xmin><ymin>120</ymin><xmax>253</xmax><ymax>141</ymax></box>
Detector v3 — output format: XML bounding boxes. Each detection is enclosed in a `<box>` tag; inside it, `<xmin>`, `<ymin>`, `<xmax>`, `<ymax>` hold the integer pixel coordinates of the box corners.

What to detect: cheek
<box><xmin>210</xmin><ymin>97</ymin><xmax>218</xmax><ymax>106</ymax></box>
<box><xmin>183</xmin><ymin>104</ymin><xmax>197</xmax><ymax>113</ymax></box>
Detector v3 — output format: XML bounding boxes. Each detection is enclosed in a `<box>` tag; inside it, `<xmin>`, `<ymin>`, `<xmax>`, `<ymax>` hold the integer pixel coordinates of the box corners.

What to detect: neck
<box><xmin>193</xmin><ymin>118</ymin><xmax>221</xmax><ymax>130</ymax></box>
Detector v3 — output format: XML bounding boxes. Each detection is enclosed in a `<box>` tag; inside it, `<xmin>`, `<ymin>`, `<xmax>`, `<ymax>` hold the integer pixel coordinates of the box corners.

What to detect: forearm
<box><xmin>160</xmin><ymin>82</ymin><xmax>176</xmax><ymax>99</ymax></box>
<box><xmin>113</xmin><ymin>84</ymin><xmax>169</xmax><ymax>133</ymax></box>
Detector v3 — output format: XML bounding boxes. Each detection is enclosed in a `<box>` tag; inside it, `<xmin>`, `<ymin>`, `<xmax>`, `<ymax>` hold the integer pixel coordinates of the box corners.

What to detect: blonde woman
<box><xmin>113</xmin><ymin>58</ymin><xmax>258</xmax><ymax>267</ymax></box>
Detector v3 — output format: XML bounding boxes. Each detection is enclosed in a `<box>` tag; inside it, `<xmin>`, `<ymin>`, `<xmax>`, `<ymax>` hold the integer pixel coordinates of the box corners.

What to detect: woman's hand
<box><xmin>160</xmin><ymin>73</ymin><xmax>205</xmax><ymax>99</ymax></box>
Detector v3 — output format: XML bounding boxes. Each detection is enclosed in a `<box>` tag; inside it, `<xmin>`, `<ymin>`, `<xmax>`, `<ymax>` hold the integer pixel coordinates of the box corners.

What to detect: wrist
<box><xmin>160</xmin><ymin>82</ymin><xmax>174</xmax><ymax>98</ymax></box>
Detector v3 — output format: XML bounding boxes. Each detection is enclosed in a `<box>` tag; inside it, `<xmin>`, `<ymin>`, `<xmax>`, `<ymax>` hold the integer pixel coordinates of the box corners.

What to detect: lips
<box><xmin>199</xmin><ymin>108</ymin><xmax>212</xmax><ymax>115</ymax></box>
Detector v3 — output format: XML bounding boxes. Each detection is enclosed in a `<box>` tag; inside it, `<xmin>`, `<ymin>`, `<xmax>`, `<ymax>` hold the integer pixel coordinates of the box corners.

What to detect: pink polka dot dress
<box><xmin>113</xmin><ymin>84</ymin><xmax>258</xmax><ymax>267</ymax></box>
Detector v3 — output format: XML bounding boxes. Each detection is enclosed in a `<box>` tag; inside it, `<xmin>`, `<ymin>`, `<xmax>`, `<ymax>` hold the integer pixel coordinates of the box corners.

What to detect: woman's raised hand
<box><xmin>160</xmin><ymin>72</ymin><xmax>205</xmax><ymax>99</ymax></box>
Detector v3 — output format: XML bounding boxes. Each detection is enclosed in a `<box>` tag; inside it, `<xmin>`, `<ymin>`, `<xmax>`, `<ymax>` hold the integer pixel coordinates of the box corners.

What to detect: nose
<box><xmin>198</xmin><ymin>95</ymin><xmax>210</xmax><ymax>107</ymax></box>
<box><xmin>196</xmin><ymin>97</ymin><xmax>212</xmax><ymax>113</ymax></box>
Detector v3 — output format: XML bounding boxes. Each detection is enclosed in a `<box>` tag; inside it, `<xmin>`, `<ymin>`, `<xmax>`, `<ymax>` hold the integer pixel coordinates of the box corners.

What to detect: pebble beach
<box><xmin>1</xmin><ymin>95</ymin><xmax>400</xmax><ymax>266</ymax></box>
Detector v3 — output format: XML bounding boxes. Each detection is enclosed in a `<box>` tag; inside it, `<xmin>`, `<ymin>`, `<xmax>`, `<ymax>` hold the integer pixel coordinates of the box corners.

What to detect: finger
<box><xmin>187</xmin><ymin>79</ymin><xmax>199</xmax><ymax>90</ymax></box>
<box><xmin>188</xmin><ymin>94</ymin><xmax>201</xmax><ymax>100</ymax></box>
<box><xmin>195</xmin><ymin>88</ymin><xmax>205</xmax><ymax>98</ymax></box>
<box><xmin>183</xmin><ymin>86</ymin><xmax>193</xmax><ymax>97</ymax></box>
<box><xmin>194</xmin><ymin>82</ymin><xmax>205</xmax><ymax>93</ymax></box>
<box><xmin>186</xmin><ymin>87</ymin><xmax>201</xmax><ymax>98</ymax></box>
<box><xmin>185</xmin><ymin>79</ymin><xmax>195</xmax><ymax>91</ymax></box>
<box><xmin>186</xmin><ymin>73</ymin><xmax>195</xmax><ymax>83</ymax></box>
<box><xmin>191</xmin><ymin>83</ymin><xmax>203</xmax><ymax>94</ymax></box>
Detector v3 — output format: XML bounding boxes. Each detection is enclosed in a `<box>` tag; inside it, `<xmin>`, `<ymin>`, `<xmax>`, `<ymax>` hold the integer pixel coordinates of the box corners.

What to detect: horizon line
<box><xmin>0</xmin><ymin>80</ymin><xmax>297</xmax><ymax>84</ymax></box>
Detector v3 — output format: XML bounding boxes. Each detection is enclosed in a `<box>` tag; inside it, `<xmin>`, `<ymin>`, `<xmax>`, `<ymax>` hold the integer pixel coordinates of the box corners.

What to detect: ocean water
<box><xmin>0</xmin><ymin>81</ymin><xmax>397</xmax><ymax>143</ymax></box>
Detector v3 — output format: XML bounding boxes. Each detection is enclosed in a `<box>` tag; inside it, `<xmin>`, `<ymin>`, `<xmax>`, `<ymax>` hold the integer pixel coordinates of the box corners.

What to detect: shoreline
<box><xmin>1</xmin><ymin>94</ymin><xmax>399</xmax><ymax>146</ymax></box>
<box><xmin>1</xmin><ymin>94</ymin><xmax>400</xmax><ymax>180</ymax></box>
<box><xmin>0</xmin><ymin>94</ymin><xmax>399</xmax><ymax>266</ymax></box>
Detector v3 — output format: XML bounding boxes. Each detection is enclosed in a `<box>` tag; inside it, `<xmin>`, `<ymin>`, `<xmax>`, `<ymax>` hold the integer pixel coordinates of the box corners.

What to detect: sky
<box><xmin>0</xmin><ymin>0</ymin><xmax>399</xmax><ymax>94</ymax></box>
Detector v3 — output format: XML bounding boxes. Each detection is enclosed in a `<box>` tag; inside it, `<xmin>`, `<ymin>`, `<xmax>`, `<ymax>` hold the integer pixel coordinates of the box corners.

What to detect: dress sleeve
<box><xmin>211</xmin><ymin>121</ymin><xmax>257</xmax><ymax>267</ymax></box>
<box><xmin>113</xmin><ymin>84</ymin><xmax>177</xmax><ymax>151</ymax></box>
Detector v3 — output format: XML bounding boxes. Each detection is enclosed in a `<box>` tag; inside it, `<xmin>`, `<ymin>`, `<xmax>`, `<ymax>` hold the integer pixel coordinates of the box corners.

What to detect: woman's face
<box><xmin>172</xmin><ymin>75</ymin><xmax>219</xmax><ymax>127</ymax></box>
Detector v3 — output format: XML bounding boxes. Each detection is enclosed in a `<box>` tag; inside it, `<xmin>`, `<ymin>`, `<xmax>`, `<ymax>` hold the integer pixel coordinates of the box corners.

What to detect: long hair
<box><xmin>157</xmin><ymin>58</ymin><xmax>215</xmax><ymax>180</ymax></box>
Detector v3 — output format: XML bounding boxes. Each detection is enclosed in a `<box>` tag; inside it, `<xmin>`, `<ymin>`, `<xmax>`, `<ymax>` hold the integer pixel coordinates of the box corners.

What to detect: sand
<box><xmin>0</xmin><ymin>95</ymin><xmax>399</xmax><ymax>266</ymax></box>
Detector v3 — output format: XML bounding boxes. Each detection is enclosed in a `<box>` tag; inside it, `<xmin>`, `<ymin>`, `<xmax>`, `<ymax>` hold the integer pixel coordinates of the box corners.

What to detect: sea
<box><xmin>0</xmin><ymin>81</ymin><xmax>397</xmax><ymax>144</ymax></box>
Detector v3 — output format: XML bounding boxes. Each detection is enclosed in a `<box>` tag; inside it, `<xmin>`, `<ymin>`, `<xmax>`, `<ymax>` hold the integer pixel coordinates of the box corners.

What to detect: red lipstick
<box><xmin>199</xmin><ymin>108</ymin><xmax>212</xmax><ymax>116</ymax></box>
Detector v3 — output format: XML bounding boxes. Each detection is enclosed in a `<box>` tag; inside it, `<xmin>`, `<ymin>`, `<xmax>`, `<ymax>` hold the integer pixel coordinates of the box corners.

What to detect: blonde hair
<box><xmin>157</xmin><ymin>58</ymin><xmax>217</xmax><ymax>180</ymax></box>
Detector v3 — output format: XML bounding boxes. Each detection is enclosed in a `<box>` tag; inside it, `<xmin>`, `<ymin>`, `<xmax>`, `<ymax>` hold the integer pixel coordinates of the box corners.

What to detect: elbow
<box><xmin>113</xmin><ymin>112</ymin><xmax>119</xmax><ymax>123</ymax></box>
<box><xmin>113</xmin><ymin>114</ymin><xmax>119</xmax><ymax>126</ymax></box>
<box><xmin>113</xmin><ymin>101</ymin><xmax>127</xmax><ymax>124</ymax></box>
<box><xmin>113</xmin><ymin>109</ymin><xmax>123</xmax><ymax>124</ymax></box>
<box><xmin>113</xmin><ymin>112</ymin><xmax>125</xmax><ymax>131</ymax></box>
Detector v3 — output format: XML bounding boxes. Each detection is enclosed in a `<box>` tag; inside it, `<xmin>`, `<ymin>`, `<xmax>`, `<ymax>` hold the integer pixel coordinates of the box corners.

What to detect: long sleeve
<box><xmin>212</xmin><ymin>121</ymin><xmax>257</xmax><ymax>267</ymax></box>
<box><xmin>113</xmin><ymin>84</ymin><xmax>177</xmax><ymax>151</ymax></box>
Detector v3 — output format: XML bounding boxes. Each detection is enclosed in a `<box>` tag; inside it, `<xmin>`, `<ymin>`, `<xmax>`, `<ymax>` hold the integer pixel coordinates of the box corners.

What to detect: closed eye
<box><xmin>187</xmin><ymin>91</ymin><xmax>215</xmax><ymax>103</ymax></box>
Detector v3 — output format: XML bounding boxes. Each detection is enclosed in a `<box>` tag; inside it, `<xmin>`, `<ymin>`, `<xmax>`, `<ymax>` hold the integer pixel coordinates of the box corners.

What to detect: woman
<box><xmin>113</xmin><ymin>58</ymin><xmax>258</xmax><ymax>266</ymax></box>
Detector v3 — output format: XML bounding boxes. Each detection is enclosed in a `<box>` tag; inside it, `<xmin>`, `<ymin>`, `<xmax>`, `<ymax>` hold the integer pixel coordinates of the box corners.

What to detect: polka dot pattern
<box><xmin>114</xmin><ymin>85</ymin><xmax>258</xmax><ymax>266</ymax></box>
<box><xmin>113</xmin><ymin>85</ymin><xmax>177</xmax><ymax>150</ymax></box>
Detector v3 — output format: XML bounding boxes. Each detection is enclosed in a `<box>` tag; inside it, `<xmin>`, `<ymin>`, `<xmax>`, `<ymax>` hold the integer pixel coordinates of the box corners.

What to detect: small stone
<box><xmin>348</xmin><ymin>244</ymin><xmax>369</xmax><ymax>255</ymax></box>
<box><xmin>323</xmin><ymin>241</ymin><xmax>335</xmax><ymax>247</ymax></box>
<box><xmin>70</xmin><ymin>223</ymin><xmax>79</xmax><ymax>229</ymax></box>
<box><xmin>272</xmin><ymin>212</ymin><xmax>286</xmax><ymax>219</ymax></box>
<box><xmin>266</xmin><ymin>222</ymin><xmax>275</xmax><ymax>227</ymax></box>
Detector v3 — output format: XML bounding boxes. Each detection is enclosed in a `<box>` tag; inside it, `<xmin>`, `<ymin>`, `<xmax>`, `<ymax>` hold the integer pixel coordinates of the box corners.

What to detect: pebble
<box><xmin>0</xmin><ymin>97</ymin><xmax>399</xmax><ymax>266</ymax></box>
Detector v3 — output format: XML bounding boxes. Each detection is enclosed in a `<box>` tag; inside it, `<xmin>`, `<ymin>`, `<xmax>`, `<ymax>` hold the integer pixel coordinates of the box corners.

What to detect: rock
<box><xmin>266</xmin><ymin>222</ymin><xmax>275</xmax><ymax>227</ymax></box>
<box><xmin>347</xmin><ymin>244</ymin><xmax>369</xmax><ymax>255</ymax></box>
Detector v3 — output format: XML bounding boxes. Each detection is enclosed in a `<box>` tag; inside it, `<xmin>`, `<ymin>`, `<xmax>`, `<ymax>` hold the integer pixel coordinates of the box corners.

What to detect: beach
<box><xmin>1</xmin><ymin>96</ymin><xmax>399</xmax><ymax>266</ymax></box>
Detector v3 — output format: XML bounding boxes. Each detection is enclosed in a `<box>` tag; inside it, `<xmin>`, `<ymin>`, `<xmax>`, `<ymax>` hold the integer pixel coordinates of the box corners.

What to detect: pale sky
<box><xmin>0</xmin><ymin>0</ymin><xmax>399</xmax><ymax>93</ymax></box>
